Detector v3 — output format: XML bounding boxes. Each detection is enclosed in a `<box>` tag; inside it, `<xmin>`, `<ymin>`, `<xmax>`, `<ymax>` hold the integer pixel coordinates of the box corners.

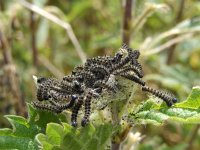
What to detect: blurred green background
<box><xmin>0</xmin><ymin>0</ymin><xmax>200</xmax><ymax>150</ymax></box>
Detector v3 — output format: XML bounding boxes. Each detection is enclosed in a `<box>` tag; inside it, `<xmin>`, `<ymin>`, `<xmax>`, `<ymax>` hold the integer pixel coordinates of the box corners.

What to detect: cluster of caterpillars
<box><xmin>32</xmin><ymin>44</ymin><xmax>177</xmax><ymax>127</ymax></box>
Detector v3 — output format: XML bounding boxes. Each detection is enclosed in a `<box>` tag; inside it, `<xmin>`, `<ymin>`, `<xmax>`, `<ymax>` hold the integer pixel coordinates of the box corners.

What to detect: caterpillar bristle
<box><xmin>120</xmin><ymin>73</ymin><xmax>145</xmax><ymax>86</ymax></box>
<box><xmin>71</xmin><ymin>96</ymin><xmax>84</xmax><ymax>127</ymax></box>
<box><xmin>32</xmin><ymin>101</ymin><xmax>62</xmax><ymax>113</ymax></box>
<box><xmin>142</xmin><ymin>86</ymin><xmax>177</xmax><ymax>107</ymax></box>
<box><xmin>81</xmin><ymin>91</ymin><xmax>92</xmax><ymax>126</ymax></box>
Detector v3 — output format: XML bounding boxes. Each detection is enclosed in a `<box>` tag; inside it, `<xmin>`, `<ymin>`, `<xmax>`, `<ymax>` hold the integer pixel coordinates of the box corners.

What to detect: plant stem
<box><xmin>0</xmin><ymin>30</ymin><xmax>26</xmax><ymax>116</ymax></box>
<box><xmin>112</xmin><ymin>143</ymin><xmax>120</xmax><ymax>150</ymax></box>
<box><xmin>111</xmin><ymin>1</ymin><xmax>134</xmax><ymax>149</ymax></box>
<box><xmin>0</xmin><ymin>0</ymin><xmax>4</xmax><ymax>11</ymax></box>
<box><xmin>0</xmin><ymin>33</ymin><xmax>12</xmax><ymax>64</ymax></box>
<box><xmin>122</xmin><ymin>0</ymin><xmax>133</xmax><ymax>46</ymax></box>
<box><xmin>167</xmin><ymin>0</ymin><xmax>185</xmax><ymax>64</ymax></box>
<box><xmin>186</xmin><ymin>124</ymin><xmax>200</xmax><ymax>150</ymax></box>
<box><xmin>30</xmin><ymin>11</ymin><xmax>38</xmax><ymax>67</ymax></box>
<box><xmin>111</xmin><ymin>101</ymin><xmax>121</xmax><ymax>150</ymax></box>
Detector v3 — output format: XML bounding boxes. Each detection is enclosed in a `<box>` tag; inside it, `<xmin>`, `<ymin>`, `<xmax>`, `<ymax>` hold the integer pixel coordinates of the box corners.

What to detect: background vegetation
<box><xmin>0</xmin><ymin>0</ymin><xmax>200</xmax><ymax>150</ymax></box>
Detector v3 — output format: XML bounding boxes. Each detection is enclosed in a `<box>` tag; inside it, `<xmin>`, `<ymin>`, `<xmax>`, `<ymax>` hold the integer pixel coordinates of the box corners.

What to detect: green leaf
<box><xmin>5</xmin><ymin>115</ymin><xmax>38</xmax><ymax>138</ymax></box>
<box><xmin>0</xmin><ymin>136</ymin><xmax>36</xmax><ymax>150</ymax></box>
<box><xmin>0</xmin><ymin>128</ymin><xmax>12</xmax><ymax>136</ymax></box>
<box><xmin>36</xmin><ymin>133</ymin><xmax>55</xmax><ymax>150</ymax></box>
<box><xmin>175</xmin><ymin>86</ymin><xmax>200</xmax><ymax>109</ymax></box>
<box><xmin>0</xmin><ymin>113</ymin><xmax>39</xmax><ymax>150</ymax></box>
<box><xmin>37</xmin><ymin>123</ymin><xmax>113</xmax><ymax>150</ymax></box>
<box><xmin>0</xmin><ymin>103</ymin><xmax>65</xmax><ymax>150</ymax></box>
<box><xmin>27</xmin><ymin>103</ymin><xmax>62</xmax><ymax>130</ymax></box>
<box><xmin>129</xmin><ymin>86</ymin><xmax>200</xmax><ymax>125</ymax></box>
<box><xmin>46</xmin><ymin>123</ymin><xmax>64</xmax><ymax>145</ymax></box>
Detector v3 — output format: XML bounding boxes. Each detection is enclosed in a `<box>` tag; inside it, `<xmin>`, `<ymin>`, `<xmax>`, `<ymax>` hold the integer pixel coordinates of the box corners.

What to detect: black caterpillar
<box><xmin>32</xmin><ymin>44</ymin><xmax>177</xmax><ymax>127</ymax></box>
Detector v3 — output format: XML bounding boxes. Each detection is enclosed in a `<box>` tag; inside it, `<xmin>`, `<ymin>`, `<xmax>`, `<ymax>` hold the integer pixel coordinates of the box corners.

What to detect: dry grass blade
<box><xmin>131</xmin><ymin>3</ymin><xmax>169</xmax><ymax>34</ymax></box>
<box><xmin>142</xmin><ymin>33</ymin><xmax>193</xmax><ymax>56</ymax></box>
<box><xmin>144</xmin><ymin>27</ymin><xmax>200</xmax><ymax>49</ymax></box>
<box><xmin>18</xmin><ymin>0</ymin><xmax>87</xmax><ymax>63</ymax></box>
<box><xmin>38</xmin><ymin>55</ymin><xmax>64</xmax><ymax>79</ymax></box>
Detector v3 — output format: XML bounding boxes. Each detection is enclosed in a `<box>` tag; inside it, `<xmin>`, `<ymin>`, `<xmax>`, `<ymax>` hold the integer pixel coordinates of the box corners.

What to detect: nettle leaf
<box><xmin>5</xmin><ymin>115</ymin><xmax>38</xmax><ymax>138</ymax></box>
<box><xmin>28</xmin><ymin>103</ymin><xmax>63</xmax><ymax>130</ymax></box>
<box><xmin>175</xmin><ymin>86</ymin><xmax>200</xmax><ymax>109</ymax></box>
<box><xmin>128</xmin><ymin>86</ymin><xmax>200</xmax><ymax>125</ymax></box>
<box><xmin>0</xmin><ymin>128</ymin><xmax>13</xmax><ymax>136</ymax></box>
<box><xmin>36</xmin><ymin>123</ymin><xmax>113</xmax><ymax>150</ymax></box>
<box><xmin>0</xmin><ymin>115</ymin><xmax>38</xmax><ymax>150</ymax></box>
<box><xmin>0</xmin><ymin>136</ymin><xmax>36</xmax><ymax>150</ymax></box>
<box><xmin>0</xmin><ymin>103</ymin><xmax>65</xmax><ymax>150</ymax></box>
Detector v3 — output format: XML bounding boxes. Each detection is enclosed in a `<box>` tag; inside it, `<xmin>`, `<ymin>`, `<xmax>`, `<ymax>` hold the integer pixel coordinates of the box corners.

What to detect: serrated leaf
<box><xmin>37</xmin><ymin>123</ymin><xmax>113</xmax><ymax>150</ymax></box>
<box><xmin>27</xmin><ymin>103</ymin><xmax>62</xmax><ymax>130</ymax></box>
<box><xmin>28</xmin><ymin>103</ymin><xmax>38</xmax><ymax>124</ymax></box>
<box><xmin>0</xmin><ymin>103</ymin><xmax>65</xmax><ymax>150</ymax></box>
<box><xmin>175</xmin><ymin>86</ymin><xmax>200</xmax><ymax>109</ymax></box>
<box><xmin>63</xmin><ymin>123</ymin><xmax>113</xmax><ymax>150</ymax></box>
<box><xmin>78</xmin><ymin>124</ymin><xmax>96</xmax><ymax>144</ymax></box>
<box><xmin>5</xmin><ymin>115</ymin><xmax>38</xmax><ymax>138</ymax></box>
<box><xmin>0</xmin><ymin>136</ymin><xmax>36</xmax><ymax>150</ymax></box>
<box><xmin>46</xmin><ymin>123</ymin><xmax>64</xmax><ymax>145</ymax></box>
<box><xmin>6</xmin><ymin>115</ymin><xmax>28</xmax><ymax>125</ymax></box>
<box><xmin>133</xmin><ymin>110</ymin><xmax>169</xmax><ymax>125</ymax></box>
<box><xmin>35</xmin><ymin>110</ymin><xmax>61</xmax><ymax>130</ymax></box>
<box><xmin>35</xmin><ymin>133</ymin><xmax>50</xmax><ymax>148</ymax></box>
<box><xmin>129</xmin><ymin>86</ymin><xmax>200</xmax><ymax>125</ymax></box>
<box><xmin>0</xmin><ymin>128</ymin><xmax>13</xmax><ymax>136</ymax></box>
<box><xmin>160</xmin><ymin>108</ymin><xmax>198</xmax><ymax>118</ymax></box>
<box><xmin>90</xmin><ymin>124</ymin><xmax>112</xmax><ymax>149</ymax></box>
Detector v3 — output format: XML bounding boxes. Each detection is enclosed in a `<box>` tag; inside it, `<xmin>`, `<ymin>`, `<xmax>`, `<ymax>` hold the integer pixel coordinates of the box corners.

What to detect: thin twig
<box><xmin>18</xmin><ymin>0</ymin><xmax>87</xmax><ymax>63</ymax></box>
<box><xmin>167</xmin><ymin>0</ymin><xmax>185</xmax><ymax>64</ymax></box>
<box><xmin>0</xmin><ymin>30</ymin><xmax>26</xmax><ymax>116</ymax></box>
<box><xmin>30</xmin><ymin>11</ymin><xmax>38</xmax><ymax>67</ymax></box>
<box><xmin>122</xmin><ymin>0</ymin><xmax>133</xmax><ymax>46</ymax></box>
<box><xmin>38</xmin><ymin>55</ymin><xmax>64</xmax><ymax>79</ymax></box>
<box><xmin>0</xmin><ymin>0</ymin><xmax>4</xmax><ymax>11</ymax></box>
<box><xmin>0</xmin><ymin>32</ymin><xmax>12</xmax><ymax>64</ymax></box>
<box><xmin>112</xmin><ymin>143</ymin><xmax>120</xmax><ymax>150</ymax></box>
<box><xmin>176</xmin><ymin>0</ymin><xmax>185</xmax><ymax>22</ymax></box>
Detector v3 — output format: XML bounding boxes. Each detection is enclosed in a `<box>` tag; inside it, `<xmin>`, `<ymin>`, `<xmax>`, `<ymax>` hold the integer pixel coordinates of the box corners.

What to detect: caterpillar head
<box><xmin>33</xmin><ymin>75</ymin><xmax>54</xmax><ymax>101</ymax></box>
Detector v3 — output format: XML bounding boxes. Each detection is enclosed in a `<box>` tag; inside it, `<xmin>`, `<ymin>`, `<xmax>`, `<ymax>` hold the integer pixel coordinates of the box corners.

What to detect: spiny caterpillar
<box><xmin>32</xmin><ymin>44</ymin><xmax>177</xmax><ymax>127</ymax></box>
